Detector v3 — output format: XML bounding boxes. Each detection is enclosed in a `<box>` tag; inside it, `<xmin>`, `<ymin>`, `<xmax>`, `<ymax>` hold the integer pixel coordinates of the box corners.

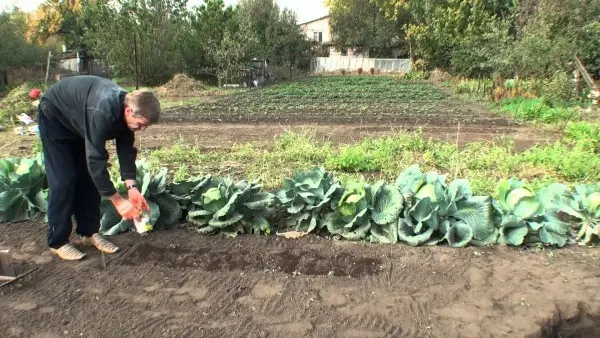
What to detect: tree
<box><xmin>236</xmin><ymin>0</ymin><xmax>280</xmax><ymax>59</ymax></box>
<box><xmin>268</xmin><ymin>9</ymin><xmax>310</xmax><ymax>79</ymax></box>
<box><xmin>327</xmin><ymin>0</ymin><xmax>406</xmax><ymax>58</ymax></box>
<box><xmin>182</xmin><ymin>0</ymin><xmax>235</xmax><ymax>79</ymax></box>
<box><xmin>26</xmin><ymin>0</ymin><xmax>87</xmax><ymax>51</ymax></box>
<box><xmin>81</xmin><ymin>0</ymin><xmax>188</xmax><ymax>86</ymax></box>
<box><xmin>511</xmin><ymin>0</ymin><xmax>600</xmax><ymax>78</ymax></box>
<box><xmin>0</xmin><ymin>10</ymin><xmax>48</xmax><ymax>73</ymax></box>
<box><xmin>213</xmin><ymin>16</ymin><xmax>257</xmax><ymax>86</ymax></box>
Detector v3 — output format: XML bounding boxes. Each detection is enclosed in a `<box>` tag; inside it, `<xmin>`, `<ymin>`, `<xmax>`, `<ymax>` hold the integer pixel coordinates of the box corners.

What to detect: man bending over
<box><xmin>38</xmin><ymin>75</ymin><xmax>159</xmax><ymax>260</ymax></box>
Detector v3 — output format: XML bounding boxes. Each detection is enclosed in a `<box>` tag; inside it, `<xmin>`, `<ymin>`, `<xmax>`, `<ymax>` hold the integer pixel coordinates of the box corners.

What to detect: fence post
<box><xmin>45</xmin><ymin>50</ymin><xmax>52</xmax><ymax>83</ymax></box>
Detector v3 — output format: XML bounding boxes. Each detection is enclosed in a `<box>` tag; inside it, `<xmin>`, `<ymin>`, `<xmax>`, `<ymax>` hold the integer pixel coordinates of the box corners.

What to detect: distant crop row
<box><xmin>256</xmin><ymin>76</ymin><xmax>446</xmax><ymax>100</ymax></box>
<box><xmin>182</xmin><ymin>76</ymin><xmax>460</xmax><ymax>116</ymax></box>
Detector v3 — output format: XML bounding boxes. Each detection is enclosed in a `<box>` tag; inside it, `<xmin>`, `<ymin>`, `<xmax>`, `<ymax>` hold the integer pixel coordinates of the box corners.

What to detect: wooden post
<box><xmin>0</xmin><ymin>250</ymin><xmax>16</xmax><ymax>278</ymax></box>
<box><xmin>44</xmin><ymin>50</ymin><xmax>52</xmax><ymax>83</ymax></box>
<box><xmin>573</xmin><ymin>69</ymin><xmax>581</xmax><ymax>94</ymax></box>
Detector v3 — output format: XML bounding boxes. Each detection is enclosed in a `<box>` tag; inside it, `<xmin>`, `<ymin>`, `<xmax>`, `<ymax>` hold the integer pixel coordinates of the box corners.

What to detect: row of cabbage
<box><xmin>1</xmin><ymin>155</ymin><xmax>599</xmax><ymax>247</ymax></box>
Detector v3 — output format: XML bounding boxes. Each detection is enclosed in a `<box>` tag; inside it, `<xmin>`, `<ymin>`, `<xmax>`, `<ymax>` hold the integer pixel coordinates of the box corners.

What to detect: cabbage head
<box><xmin>322</xmin><ymin>181</ymin><xmax>371</xmax><ymax>240</ymax></box>
<box><xmin>100</xmin><ymin>160</ymin><xmax>182</xmax><ymax>235</ymax></box>
<box><xmin>493</xmin><ymin>178</ymin><xmax>570</xmax><ymax>247</ymax></box>
<box><xmin>187</xmin><ymin>177</ymin><xmax>274</xmax><ymax>236</ymax></box>
<box><xmin>551</xmin><ymin>183</ymin><xmax>600</xmax><ymax>246</ymax></box>
<box><xmin>365</xmin><ymin>181</ymin><xmax>403</xmax><ymax>243</ymax></box>
<box><xmin>275</xmin><ymin>167</ymin><xmax>341</xmax><ymax>233</ymax></box>
<box><xmin>395</xmin><ymin>165</ymin><xmax>496</xmax><ymax>247</ymax></box>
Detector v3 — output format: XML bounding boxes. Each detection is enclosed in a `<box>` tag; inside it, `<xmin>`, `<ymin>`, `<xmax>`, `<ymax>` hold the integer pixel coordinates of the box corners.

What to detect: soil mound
<box><xmin>429</xmin><ymin>68</ymin><xmax>452</xmax><ymax>83</ymax></box>
<box><xmin>157</xmin><ymin>73</ymin><xmax>207</xmax><ymax>97</ymax></box>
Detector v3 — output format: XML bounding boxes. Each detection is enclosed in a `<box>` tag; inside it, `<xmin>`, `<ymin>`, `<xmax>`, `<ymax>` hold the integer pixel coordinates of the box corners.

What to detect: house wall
<box><xmin>300</xmin><ymin>17</ymin><xmax>332</xmax><ymax>43</ymax></box>
<box><xmin>300</xmin><ymin>16</ymin><xmax>369</xmax><ymax>58</ymax></box>
<box><xmin>57</xmin><ymin>57</ymin><xmax>110</xmax><ymax>78</ymax></box>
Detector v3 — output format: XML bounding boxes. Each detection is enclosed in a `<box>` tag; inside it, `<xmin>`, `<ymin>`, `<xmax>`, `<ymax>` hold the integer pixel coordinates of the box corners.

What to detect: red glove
<box><xmin>128</xmin><ymin>187</ymin><xmax>150</xmax><ymax>212</ymax></box>
<box><xmin>113</xmin><ymin>199</ymin><xmax>141</xmax><ymax>220</ymax></box>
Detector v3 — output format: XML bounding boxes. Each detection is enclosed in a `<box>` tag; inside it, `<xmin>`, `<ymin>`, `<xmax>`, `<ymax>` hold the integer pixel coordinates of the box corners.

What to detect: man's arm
<box><xmin>85</xmin><ymin>103</ymin><xmax>142</xmax><ymax>219</ymax></box>
<box><xmin>116</xmin><ymin>128</ymin><xmax>149</xmax><ymax>211</ymax></box>
<box><xmin>85</xmin><ymin>110</ymin><xmax>118</xmax><ymax>197</ymax></box>
<box><xmin>116</xmin><ymin>128</ymin><xmax>137</xmax><ymax>183</ymax></box>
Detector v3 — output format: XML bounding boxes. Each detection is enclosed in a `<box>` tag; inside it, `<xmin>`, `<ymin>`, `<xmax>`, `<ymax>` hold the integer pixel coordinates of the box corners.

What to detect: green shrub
<box><xmin>0</xmin><ymin>82</ymin><xmax>49</xmax><ymax>125</ymax></box>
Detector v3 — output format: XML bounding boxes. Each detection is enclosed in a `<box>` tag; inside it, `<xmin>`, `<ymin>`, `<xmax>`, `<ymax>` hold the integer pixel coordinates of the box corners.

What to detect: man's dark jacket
<box><xmin>39</xmin><ymin>75</ymin><xmax>137</xmax><ymax>197</ymax></box>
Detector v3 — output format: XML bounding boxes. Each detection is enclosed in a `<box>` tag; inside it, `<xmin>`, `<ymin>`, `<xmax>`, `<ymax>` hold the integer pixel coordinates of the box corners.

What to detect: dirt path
<box><xmin>0</xmin><ymin>121</ymin><xmax>556</xmax><ymax>159</ymax></box>
<box><xmin>1</xmin><ymin>222</ymin><xmax>600</xmax><ymax>337</ymax></box>
<box><xmin>138</xmin><ymin>122</ymin><xmax>556</xmax><ymax>153</ymax></box>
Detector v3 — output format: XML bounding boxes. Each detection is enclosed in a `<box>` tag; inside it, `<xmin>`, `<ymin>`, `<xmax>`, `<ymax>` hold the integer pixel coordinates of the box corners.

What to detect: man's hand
<box><xmin>128</xmin><ymin>187</ymin><xmax>149</xmax><ymax>211</ymax></box>
<box><xmin>109</xmin><ymin>194</ymin><xmax>141</xmax><ymax>220</ymax></box>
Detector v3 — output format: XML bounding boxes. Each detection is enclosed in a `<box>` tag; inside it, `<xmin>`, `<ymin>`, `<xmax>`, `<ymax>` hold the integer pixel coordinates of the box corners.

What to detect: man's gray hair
<box><xmin>125</xmin><ymin>90</ymin><xmax>161</xmax><ymax>124</ymax></box>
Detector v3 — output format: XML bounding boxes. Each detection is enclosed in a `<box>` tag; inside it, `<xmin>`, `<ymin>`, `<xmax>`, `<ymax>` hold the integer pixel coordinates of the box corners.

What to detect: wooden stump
<box><xmin>0</xmin><ymin>250</ymin><xmax>16</xmax><ymax>281</ymax></box>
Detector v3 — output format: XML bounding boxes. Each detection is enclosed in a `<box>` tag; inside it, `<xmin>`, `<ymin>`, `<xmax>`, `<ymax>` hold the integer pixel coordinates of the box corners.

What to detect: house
<box><xmin>299</xmin><ymin>15</ymin><xmax>332</xmax><ymax>44</ymax></box>
<box><xmin>55</xmin><ymin>51</ymin><xmax>110</xmax><ymax>80</ymax></box>
<box><xmin>298</xmin><ymin>15</ymin><xmax>365</xmax><ymax>57</ymax></box>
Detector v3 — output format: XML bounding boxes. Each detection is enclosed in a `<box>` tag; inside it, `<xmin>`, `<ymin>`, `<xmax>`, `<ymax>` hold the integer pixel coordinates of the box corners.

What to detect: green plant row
<box><xmin>2</xmin><ymin>156</ymin><xmax>599</xmax><ymax>248</ymax></box>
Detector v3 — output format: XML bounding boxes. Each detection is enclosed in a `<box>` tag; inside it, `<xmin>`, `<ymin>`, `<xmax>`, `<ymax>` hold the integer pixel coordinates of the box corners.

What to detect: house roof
<box><xmin>298</xmin><ymin>15</ymin><xmax>330</xmax><ymax>26</ymax></box>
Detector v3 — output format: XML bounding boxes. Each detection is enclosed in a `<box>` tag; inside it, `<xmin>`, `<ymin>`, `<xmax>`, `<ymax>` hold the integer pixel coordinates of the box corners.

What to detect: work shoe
<box><xmin>81</xmin><ymin>233</ymin><xmax>120</xmax><ymax>254</ymax></box>
<box><xmin>50</xmin><ymin>243</ymin><xmax>86</xmax><ymax>261</ymax></box>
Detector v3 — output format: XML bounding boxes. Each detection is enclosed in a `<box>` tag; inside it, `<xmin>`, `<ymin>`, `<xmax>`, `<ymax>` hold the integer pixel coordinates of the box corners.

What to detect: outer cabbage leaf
<box><xmin>0</xmin><ymin>156</ymin><xmax>48</xmax><ymax>223</ymax></box>
<box><xmin>446</xmin><ymin>221</ymin><xmax>474</xmax><ymax>248</ymax></box>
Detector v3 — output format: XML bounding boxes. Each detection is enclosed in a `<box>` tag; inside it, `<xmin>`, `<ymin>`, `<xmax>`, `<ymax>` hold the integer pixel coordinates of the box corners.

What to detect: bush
<box><xmin>540</xmin><ymin>72</ymin><xmax>573</xmax><ymax>106</ymax></box>
<box><xmin>0</xmin><ymin>82</ymin><xmax>50</xmax><ymax>125</ymax></box>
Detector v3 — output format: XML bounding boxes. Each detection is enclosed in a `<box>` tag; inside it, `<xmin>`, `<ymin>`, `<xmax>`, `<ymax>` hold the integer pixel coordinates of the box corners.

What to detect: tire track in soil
<box><xmin>323</xmin><ymin>276</ymin><xmax>419</xmax><ymax>337</ymax></box>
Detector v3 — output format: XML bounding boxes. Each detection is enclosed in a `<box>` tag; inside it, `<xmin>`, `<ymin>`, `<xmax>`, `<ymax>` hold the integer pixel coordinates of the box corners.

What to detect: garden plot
<box><xmin>163</xmin><ymin>76</ymin><xmax>513</xmax><ymax>126</ymax></box>
<box><xmin>1</xmin><ymin>76</ymin><xmax>596</xmax><ymax>337</ymax></box>
<box><xmin>150</xmin><ymin>76</ymin><xmax>554</xmax><ymax>153</ymax></box>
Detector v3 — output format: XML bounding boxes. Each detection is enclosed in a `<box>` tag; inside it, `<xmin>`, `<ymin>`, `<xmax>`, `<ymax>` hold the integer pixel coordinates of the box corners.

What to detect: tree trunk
<box><xmin>409</xmin><ymin>37</ymin><xmax>415</xmax><ymax>65</ymax></box>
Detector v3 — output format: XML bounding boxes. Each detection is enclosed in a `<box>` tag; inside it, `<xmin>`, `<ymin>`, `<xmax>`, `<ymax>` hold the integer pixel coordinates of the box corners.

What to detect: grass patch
<box><xmin>498</xmin><ymin>97</ymin><xmax>578</xmax><ymax>123</ymax></box>
<box><xmin>7</xmin><ymin>127</ymin><xmax>597</xmax><ymax>197</ymax></box>
<box><xmin>139</xmin><ymin>130</ymin><xmax>600</xmax><ymax>197</ymax></box>
<box><xmin>563</xmin><ymin>121</ymin><xmax>600</xmax><ymax>150</ymax></box>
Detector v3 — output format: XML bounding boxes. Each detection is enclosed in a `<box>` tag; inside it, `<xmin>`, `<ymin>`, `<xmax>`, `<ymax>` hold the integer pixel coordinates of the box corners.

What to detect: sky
<box><xmin>2</xmin><ymin>0</ymin><xmax>329</xmax><ymax>24</ymax></box>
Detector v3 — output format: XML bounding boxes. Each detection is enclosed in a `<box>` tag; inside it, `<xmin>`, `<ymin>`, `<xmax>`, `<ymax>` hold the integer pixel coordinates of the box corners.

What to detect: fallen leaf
<box><xmin>276</xmin><ymin>231</ymin><xmax>309</xmax><ymax>239</ymax></box>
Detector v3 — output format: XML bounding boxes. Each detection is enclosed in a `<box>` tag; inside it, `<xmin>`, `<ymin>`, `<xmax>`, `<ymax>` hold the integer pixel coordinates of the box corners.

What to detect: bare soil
<box><xmin>2</xmin><ymin>222</ymin><xmax>600</xmax><ymax>337</ymax></box>
<box><xmin>137</xmin><ymin>122</ymin><xmax>556</xmax><ymax>153</ymax></box>
<box><xmin>0</xmin><ymin>120</ymin><xmax>556</xmax><ymax>159</ymax></box>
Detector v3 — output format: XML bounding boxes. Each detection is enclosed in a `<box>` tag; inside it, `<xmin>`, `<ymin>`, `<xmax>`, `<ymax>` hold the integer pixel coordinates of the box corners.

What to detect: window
<box><xmin>313</xmin><ymin>31</ymin><xmax>323</xmax><ymax>43</ymax></box>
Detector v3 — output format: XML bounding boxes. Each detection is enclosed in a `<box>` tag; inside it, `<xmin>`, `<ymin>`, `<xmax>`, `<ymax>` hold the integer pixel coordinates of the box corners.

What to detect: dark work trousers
<box><xmin>38</xmin><ymin>100</ymin><xmax>101</xmax><ymax>249</ymax></box>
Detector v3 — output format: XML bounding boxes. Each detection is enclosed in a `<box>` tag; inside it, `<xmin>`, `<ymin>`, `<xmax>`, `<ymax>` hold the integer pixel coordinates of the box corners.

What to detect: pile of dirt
<box><xmin>156</xmin><ymin>73</ymin><xmax>208</xmax><ymax>97</ymax></box>
<box><xmin>429</xmin><ymin>68</ymin><xmax>453</xmax><ymax>83</ymax></box>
